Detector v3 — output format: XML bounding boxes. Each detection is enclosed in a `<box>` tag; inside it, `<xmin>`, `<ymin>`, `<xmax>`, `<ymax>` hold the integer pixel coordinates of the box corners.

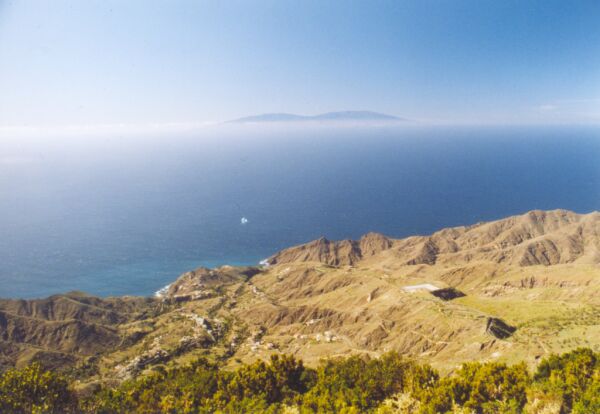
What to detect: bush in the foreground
<box><xmin>0</xmin><ymin>363</ymin><xmax>77</xmax><ymax>414</ymax></box>
<box><xmin>532</xmin><ymin>347</ymin><xmax>600</xmax><ymax>413</ymax></box>
<box><xmin>2</xmin><ymin>348</ymin><xmax>599</xmax><ymax>413</ymax></box>
<box><xmin>428</xmin><ymin>361</ymin><xmax>530</xmax><ymax>413</ymax></box>
<box><xmin>300</xmin><ymin>352</ymin><xmax>437</xmax><ymax>413</ymax></box>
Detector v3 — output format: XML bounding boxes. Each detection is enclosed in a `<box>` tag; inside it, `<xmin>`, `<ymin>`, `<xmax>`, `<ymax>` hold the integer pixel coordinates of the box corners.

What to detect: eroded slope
<box><xmin>1</xmin><ymin>209</ymin><xmax>598</xmax><ymax>385</ymax></box>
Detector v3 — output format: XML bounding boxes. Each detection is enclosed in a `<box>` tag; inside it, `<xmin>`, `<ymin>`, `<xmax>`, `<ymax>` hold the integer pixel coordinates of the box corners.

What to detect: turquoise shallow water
<box><xmin>1</xmin><ymin>125</ymin><xmax>599</xmax><ymax>298</ymax></box>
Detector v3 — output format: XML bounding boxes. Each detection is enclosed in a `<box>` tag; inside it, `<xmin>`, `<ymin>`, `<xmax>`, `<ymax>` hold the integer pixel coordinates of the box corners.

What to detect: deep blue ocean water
<box><xmin>1</xmin><ymin>125</ymin><xmax>599</xmax><ymax>298</ymax></box>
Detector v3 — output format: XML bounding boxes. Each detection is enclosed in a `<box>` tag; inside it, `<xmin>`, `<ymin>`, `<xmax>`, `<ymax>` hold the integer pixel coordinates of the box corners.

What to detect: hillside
<box><xmin>1</xmin><ymin>209</ymin><xmax>599</xmax><ymax>386</ymax></box>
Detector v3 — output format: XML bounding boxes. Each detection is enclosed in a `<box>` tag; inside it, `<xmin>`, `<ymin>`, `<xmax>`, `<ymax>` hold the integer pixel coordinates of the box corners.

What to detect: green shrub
<box><xmin>2</xmin><ymin>348</ymin><xmax>599</xmax><ymax>414</ymax></box>
<box><xmin>0</xmin><ymin>363</ymin><xmax>77</xmax><ymax>414</ymax></box>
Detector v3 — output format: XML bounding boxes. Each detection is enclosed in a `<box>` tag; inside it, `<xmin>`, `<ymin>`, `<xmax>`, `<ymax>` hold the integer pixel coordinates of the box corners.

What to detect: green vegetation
<box><xmin>0</xmin><ymin>363</ymin><xmax>77</xmax><ymax>414</ymax></box>
<box><xmin>1</xmin><ymin>349</ymin><xmax>599</xmax><ymax>413</ymax></box>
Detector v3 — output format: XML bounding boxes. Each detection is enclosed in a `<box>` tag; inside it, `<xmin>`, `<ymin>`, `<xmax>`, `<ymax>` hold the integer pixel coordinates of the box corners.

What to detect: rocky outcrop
<box><xmin>265</xmin><ymin>210</ymin><xmax>600</xmax><ymax>268</ymax></box>
<box><xmin>265</xmin><ymin>233</ymin><xmax>393</xmax><ymax>266</ymax></box>
<box><xmin>359</xmin><ymin>232</ymin><xmax>393</xmax><ymax>257</ymax></box>
<box><xmin>165</xmin><ymin>266</ymin><xmax>260</xmax><ymax>300</ymax></box>
<box><xmin>265</xmin><ymin>237</ymin><xmax>361</xmax><ymax>266</ymax></box>
<box><xmin>406</xmin><ymin>239</ymin><xmax>439</xmax><ymax>265</ymax></box>
<box><xmin>431</xmin><ymin>209</ymin><xmax>599</xmax><ymax>267</ymax></box>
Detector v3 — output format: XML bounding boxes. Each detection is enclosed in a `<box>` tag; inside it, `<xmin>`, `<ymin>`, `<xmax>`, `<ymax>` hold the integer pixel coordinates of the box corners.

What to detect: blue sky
<box><xmin>0</xmin><ymin>0</ymin><xmax>599</xmax><ymax>127</ymax></box>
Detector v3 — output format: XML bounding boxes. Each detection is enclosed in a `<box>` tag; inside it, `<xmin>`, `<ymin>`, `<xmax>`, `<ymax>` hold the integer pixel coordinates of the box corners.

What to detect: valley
<box><xmin>1</xmin><ymin>209</ymin><xmax>599</xmax><ymax>388</ymax></box>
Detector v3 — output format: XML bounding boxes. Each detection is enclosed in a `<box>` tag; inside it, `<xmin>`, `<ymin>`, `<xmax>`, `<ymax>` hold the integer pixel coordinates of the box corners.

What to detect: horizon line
<box><xmin>1</xmin><ymin>117</ymin><xmax>600</xmax><ymax>138</ymax></box>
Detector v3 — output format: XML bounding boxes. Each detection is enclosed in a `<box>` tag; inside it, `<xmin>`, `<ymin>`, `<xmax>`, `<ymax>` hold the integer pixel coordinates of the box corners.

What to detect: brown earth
<box><xmin>1</xmin><ymin>209</ymin><xmax>599</xmax><ymax>383</ymax></box>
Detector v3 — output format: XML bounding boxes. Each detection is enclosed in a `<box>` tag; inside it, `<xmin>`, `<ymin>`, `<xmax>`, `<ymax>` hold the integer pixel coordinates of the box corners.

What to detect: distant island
<box><xmin>227</xmin><ymin>110</ymin><xmax>407</xmax><ymax>124</ymax></box>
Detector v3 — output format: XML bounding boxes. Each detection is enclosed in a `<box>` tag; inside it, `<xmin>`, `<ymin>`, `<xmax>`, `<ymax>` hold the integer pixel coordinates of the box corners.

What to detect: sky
<box><xmin>0</xmin><ymin>0</ymin><xmax>599</xmax><ymax>128</ymax></box>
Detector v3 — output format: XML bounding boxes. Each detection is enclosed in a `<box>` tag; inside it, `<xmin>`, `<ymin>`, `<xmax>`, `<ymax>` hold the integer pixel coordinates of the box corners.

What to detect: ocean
<box><xmin>1</xmin><ymin>125</ymin><xmax>599</xmax><ymax>298</ymax></box>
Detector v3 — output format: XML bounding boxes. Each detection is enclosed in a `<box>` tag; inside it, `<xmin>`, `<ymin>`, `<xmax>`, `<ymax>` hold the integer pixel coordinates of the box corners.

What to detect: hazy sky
<box><xmin>1</xmin><ymin>0</ymin><xmax>599</xmax><ymax>127</ymax></box>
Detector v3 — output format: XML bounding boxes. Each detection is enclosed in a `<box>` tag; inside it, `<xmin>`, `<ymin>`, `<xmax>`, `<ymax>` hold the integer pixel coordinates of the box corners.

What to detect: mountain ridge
<box><xmin>227</xmin><ymin>110</ymin><xmax>406</xmax><ymax>124</ymax></box>
<box><xmin>266</xmin><ymin>209</ymin><xmax>600</xmax><ymax>268</ymax></box>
